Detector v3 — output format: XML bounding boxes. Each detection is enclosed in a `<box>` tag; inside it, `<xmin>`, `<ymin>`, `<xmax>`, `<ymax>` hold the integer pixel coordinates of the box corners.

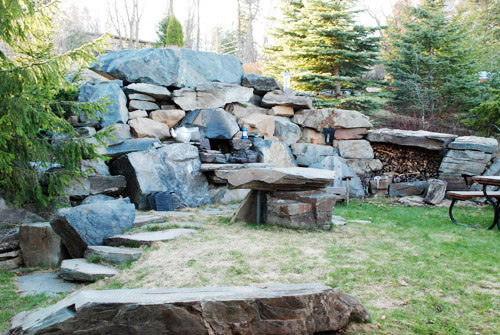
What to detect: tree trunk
<box><xmin>334</xmin><ymin>64</ymin><xmax>341</xmax><ymax>96</ymax></box>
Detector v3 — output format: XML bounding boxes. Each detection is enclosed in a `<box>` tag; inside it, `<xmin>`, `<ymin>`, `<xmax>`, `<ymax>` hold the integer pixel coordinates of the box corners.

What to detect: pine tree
<box><xmin>265</xmin><ymin>0</ymin><xmax>380</xmax><ymax>110</ymax></box>
<box><xmin>0</xmin><ymin>0</ymin><xmax>108</xmax><ymax>208</ymax></box>
<box><xmin>166</xmin><ymin>15</ymin><xmax>184</xmax><ymax>47</ymax></box>
<box><xmin>155</xmin><ymin>14</ymin><xmax>184</xmax><ymax>47</ymax></box>
<box><xmin>385</xmin><ymin>0</ymin><xmax>478</xmax><ymax>130</ymax></box>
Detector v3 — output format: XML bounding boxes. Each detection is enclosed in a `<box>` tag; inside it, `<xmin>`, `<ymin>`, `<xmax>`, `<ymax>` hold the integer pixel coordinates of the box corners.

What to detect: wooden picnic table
<box><xmin>447</xmin><ymin>176</ymin><xmax>500</xmax><ymax>230</ymax></box>
<box><xmin>472</xmin><ymin>176</ymin><xmax>500</xmax><ymax>230</ymax></box>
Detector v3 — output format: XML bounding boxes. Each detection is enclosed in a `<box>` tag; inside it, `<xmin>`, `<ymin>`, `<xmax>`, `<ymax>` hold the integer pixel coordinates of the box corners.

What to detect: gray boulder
<box><xmin>273</xmin><ymin>116</ymin><xmax>302</xmax><ymax>145</ymax></box>
<box><xmin>172</xmin><ymin>83</ymin><xmax>253</xmax><ymax>111</ymax></box>
<box><xmin>337</xmin><ymin>140</ymin><xmax>374</xmax><ymax>159</ymax></box>
<box><xmin>128</xmin><ymin>100</ymin><xmax>159</xmax><ymax>111</ymax></box>
<box><xmin>111</xmin><ymin>143</ymin><xmax>211</xmax><ymax>210</ymax></box>
<box><xmin>50</xmin><ymin>198</ymin><xmax>135</xmax><ymax>258</ymax></box>
<box><xmin>439</xmin><ymin>149</ymin><xmax>492</xmax><ymax>176</ymax></box>
<box><xmin>88</xmin><ymin>175</ymin><xmax>126</xmax><ymax>195</ymax></box>
<box><xmin>424</xmin><ymin>179</ymin><xmax>447</xmax><ymax>205</ymax></box>
<box><xmin>241</xmin><ymin>73</ymin><xmax>281</xmax><ymax>96</ymax></box>
<box><xmin>261</xmin><ymin>91</ymin><xmax>313</xmax><ymax>109</ymax></box>
<box><xmin>60</xmin><ymin>259</ymin><xmax>118</xmax><ymax>282</ymax></box>
<box><xmin>0</xmin><ymin>198</ymin><xmax>44</xmax><ymax>225</ymax></box>
<box><xmin>91</xmin><ymin>48</ymin><xmax>243</xmax><ymax>88</ymax></box>
<box><xmin>183</xmin><ymin>108</ymin><xmax>240</xmax><ymax>140</ymax></box>
<box><xmin>0</xmin><ymin>227</ymin><xmax>19</xmax><ymax>253</ymax></box>
<box><xmin>346</xmin><ymin>159</ymin><xmax>383</xmax><ymax>176</ymax></box>
<box><xmin>81</xmin><ymin>194</ymin><xmax>115</xmax><ymax>205</ymax></box>
<box><xmin>448</xmin><ymin>136</ymin><xmax>499</xmax><ymax>153</ymax></box>
<box><xmin>389</xmin><ymin>181</ymin><xmax>427</xmax><ymax>197</ymax></box>
<box><xmin>291</xmin><ymin>143</ymin><xmax>336</xmax><ymax>167</ymax></box>
<box><xmin>251</xmin><ymin>138</ymin><xmax>297</xmax><ymax>168</ymax></box>
<box><xmin>78</xmin><ymin>80</ymin><xmax>128</xmax><ymax>128</ymax></box>
<box><xmin>98</xmin><ymin>123</ymin><xmax>132</xmax><ymax>146</ymax></box>
<box><xmin>85</xmin><ymin>246</ymin><xmax>142</xmax><ymax>264</ymax></box>
<box><xmin>292</xmin><ymin>108</ymin><xmax>372</xmax><ymax>131</ymax></box>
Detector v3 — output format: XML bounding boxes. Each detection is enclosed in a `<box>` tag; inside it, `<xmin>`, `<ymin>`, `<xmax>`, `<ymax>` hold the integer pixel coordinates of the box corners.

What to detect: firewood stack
<box><xmin>371</xmin><ymin>143</ymin><xmax>443</xmax><ymax>183</ymax></box>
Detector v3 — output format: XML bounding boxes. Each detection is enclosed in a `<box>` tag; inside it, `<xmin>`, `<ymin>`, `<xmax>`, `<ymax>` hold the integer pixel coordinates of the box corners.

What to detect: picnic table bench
<box><xmin>447</xmin><ymin>176</ymin><xmax>500</xmax><ymax>230</ymax></box>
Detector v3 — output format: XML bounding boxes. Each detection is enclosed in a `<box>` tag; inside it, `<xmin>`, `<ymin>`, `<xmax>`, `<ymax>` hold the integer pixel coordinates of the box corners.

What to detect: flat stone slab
<box><xmin>448</xmin><ymin>136</ymin><xmax>498</xmax><ymax>153</ymax></box>
<box><xmin>132</xmin><ymin>214</ymin><xmax>164</xmax><ymax>228</ymax></box>
<box><xmin>200</xmin><ymin>163</ymin><xmax>273</xmax><ymax>172</ymax></box>
<box><xmin>105</xmin><ymin>229</ymin><xmax>198</xmax><ymax>247</ymax></box>
<box><xmin>366</xmin><ymin>128</ymin><xmax>457</xmax><ymax>150</ymax></box>
<box><xmin>215</xmin><ymin>167</ymin><xmax>335</xmax><ymax>191</ymax></box>
<box><xmin>17</xmin><ymin>272</ymin><xmax>78</xmax><ymax>297</ymax></box>
<box><xmin>60</xmin><ymin>259</ymin><xmax>118</xmax><ymax>282</ymax></box>
<box><xmin>10</xmin><ymin>283</ymin><xmax>369</xmax><ymax>335</ymax></box>
<box><xmin>85</xmin><ymin>246</ymin><xmax>143</xmax><ymax>264</ymax></box>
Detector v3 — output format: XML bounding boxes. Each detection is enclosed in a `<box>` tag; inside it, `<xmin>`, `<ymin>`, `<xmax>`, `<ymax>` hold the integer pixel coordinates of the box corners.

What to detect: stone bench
<box><xmin>10</xmin><ymin>283</ymin><xmax>369</xmax><ymax>335</ymax></box>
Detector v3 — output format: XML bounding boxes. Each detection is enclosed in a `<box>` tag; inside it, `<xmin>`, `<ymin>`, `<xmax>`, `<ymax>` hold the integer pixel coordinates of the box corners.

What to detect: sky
<box><xmin>61</xmin><ymin>0</ymin><xmax>395</xmax><ymax>44</ymax></box>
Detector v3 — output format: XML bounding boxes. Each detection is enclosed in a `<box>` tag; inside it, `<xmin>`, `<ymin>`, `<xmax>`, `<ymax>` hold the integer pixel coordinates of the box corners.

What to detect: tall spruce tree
<box><xmin>155</xmin><ymin>14</ymin><xmax>184</xmax><ymax>47</ymax></box>
<box><xmin>265</xmin><ymin>0</ymin><xmax>380</xmax><ymax>110</ymax></box>
<box><xmin>0</xmin><ymin>0</ymin><xmax>107</xmax><ymax>208</ymax></box>
<box><xmin>385</xmin><ymin>0</ymin><xmax>477</xmax><ymax>130</ymax></box>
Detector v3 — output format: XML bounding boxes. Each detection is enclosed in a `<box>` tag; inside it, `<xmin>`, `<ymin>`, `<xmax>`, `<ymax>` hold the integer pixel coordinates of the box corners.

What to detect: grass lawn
<box><xmin>1</xmin><ymin>199</ymin><xmax>499</xmax><ymax>334</ymax></box>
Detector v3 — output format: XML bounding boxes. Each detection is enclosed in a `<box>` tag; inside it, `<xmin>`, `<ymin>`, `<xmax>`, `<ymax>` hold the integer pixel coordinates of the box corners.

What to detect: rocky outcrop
<box><xmin>9</xmin><ymin>283</ymin><xmax>369</xmax><ymax>335</ymax></box>
<box><xmin>241</xmin><ymin>73</ymin><xmax>281</xmax><ymax>95</ymax></box>
<box><xmin>91</xmin><ymin>48</ymin><xmax>244</xmax><ymax>87</ymax></box>
<box><xmin>111</xmin><ymin>144</ymin><xmax>211</xmax><ymax>209</ymax></box>
<box><xmin>78</xmin><ymin>80</ymin><xmax>128</xmax><ymax>128</ymax></box>
<box><xmin>50</xmin><ymin>198</ymin><xmax>135</xmax><ymax>258</ymax></box>
<box><xmin>367</xmin><ymin>128</ymin><xmax>457</xmax><ymax>150</ymax></box>
<box><xmin>172</xmin><ymin>83</ymin><xmax>253</xmax><ymax>111</ymax></box>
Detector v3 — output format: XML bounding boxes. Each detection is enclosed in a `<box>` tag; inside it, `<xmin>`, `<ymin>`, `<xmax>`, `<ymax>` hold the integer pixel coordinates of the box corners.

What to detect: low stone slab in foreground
<box><xmin>9</xmin><ymin>283</ymin><xmax>369</xmax><ymax>335</ymax></box>
<box><xmin>105</xmin><ymin>229</ymin><xmax>197</xmax><ymax>247</ymax></box>
<box><xmin>60</xmin><ymin>259</ymin><xmax>118</xmax><ymax>282</ymax></box>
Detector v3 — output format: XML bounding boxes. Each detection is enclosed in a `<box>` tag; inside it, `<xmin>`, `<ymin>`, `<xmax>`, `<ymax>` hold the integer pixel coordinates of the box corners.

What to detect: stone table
<box><xmin>215</xmin><ymin>167</ymin><xmax>336</xmax><ymax>229</ymax></box>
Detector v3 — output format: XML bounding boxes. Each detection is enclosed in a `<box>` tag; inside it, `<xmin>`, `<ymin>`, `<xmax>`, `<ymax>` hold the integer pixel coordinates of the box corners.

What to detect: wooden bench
<box><xmin>447</xmin><ymin>191</ymin><xmax>500</xmax><ymax>229</ymax></box>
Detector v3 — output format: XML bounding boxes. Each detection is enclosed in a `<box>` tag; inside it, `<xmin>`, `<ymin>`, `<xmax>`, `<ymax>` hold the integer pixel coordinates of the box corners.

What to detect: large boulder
<box><xmin>346</xmin><ymin>159</ymin><xmax>383</xmax><ymax>176</ymax></box>
<box><xmin>183</xmin><ymin>108</ymin><xmax>240</xmax><ymax>140</ymax></box>
<box><xmin>111</xmin><ymin>144</ymin><xmax>211</xmax><ymax>209</ymax></box>
<box><xmin>78</xmin><ymin>80</ymin><xmax>128</xmax><ymax>128</ymax></box>
<box><xmin>91</xmin><ymin>48</ymin><xmax>244</xmax><ymax>88</ymax></box>
<box><xmin>251</xmin><ymin>138</ymin><xmax>297</xmax><ymax>168</ymax></box>
<box><xmin>225</xmin><ymin>102</ymin><xmax>268</xmax><ymax>120</ymax></box>
<box><xmin>172</xmin><ymin>83</ymin><xmax>253</xmax><ymax>111</ymax></box>
<box><xmin>50</xmin><ymin>198</ymin><xmax>135</xmax><ymax>258</ymax></box>
<box><xmin>98</xmin><ymin>123</ymin><xmax>132</xmax><ymax>146</ymax></box>
<box><xmin>438</xmin><ymin>149</ymin><xmax>492</xmax><ymax>176</ymax></box>
<box><xmin>19</xmin><ymin>222</ymin><xmax>63</xmax><ymax>267</ymax></box>
<box><xmin>261</xmin><ymin>91</ymin><xmax>313</xmax><ymax>110</ymax></box>
<box><xmin>0</xmin><ymin>198</ymin><xmax>44</xmax><ymax>226</ymax></box>
<box><xmin>337</xmin><ymin>140</ymin><xmax>374</xmax><ymax>159</ymax></box>
<box><xmin>291</xmin><ymin>143</ymin><xmax>336</xmax><ymax>167</ymax></box>
<box><xmin>0</xmin><ymin>227</ymin><xmax>19</xmax><ymax>253</ymax></box>
<box><xmin>366</xmin><ymin>128</ymin><xmax>457</xmax><ymax>151</ymax></box>
<box><xmin>292</xmin><ymin>109</ymin><xmax>372</xmax><ymax>131</ymax></box>
<box><xmin>238</xmin><ymin>114</ymin><xmax>276</xmax><ymax>139</ymax></box>
<box><xmin>241</xmin><ymin>73</ymin><xmax>281</xmax><ymax>95</ymax></box>
<box><xmin>448</xmin><ymin>136</ymin><xmax>499</xmax><ymax>153</ymax></box>
<box><xmin>129</xmin><ymin>118</ymin><xmax>171</xmax><ymax>140</ymax></box>
<box><xmin>149</xmin><ymin>109</ymin><xmax>185</xmax><ymax>128</ymax></box>
<box><xmin>10</xmin><ymin>283</ymin><xmax>369</xmax><ymax>335</ymax></box>
<box><xmin>389</xmin><ymin>181</ymin><xmax>427</xmax><ymax>197</ymax></box>
<box><xmin>273</xmin><ymin>116</ymin><xmax>302</xmax><ymax>145</ymax></box>
<box><xmin>128</xmin><ymin>100</ymin><xmax>159</xmax><ymax>111</ymax></box>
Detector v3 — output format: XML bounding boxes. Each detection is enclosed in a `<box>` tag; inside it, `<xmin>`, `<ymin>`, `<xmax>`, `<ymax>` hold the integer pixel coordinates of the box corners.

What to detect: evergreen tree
<box><xmin>265</xmin><ymin>0</ymin><xmax>380</xmax><ymax>110</ymax></box>
<box><xmin>155</xmin><ymin>14</ymin><xmax>184</xmax><ymax>47</ymax></box>
<box><xmin>0</xmin><ymin>0</ymin><xmax>107</xmax><ymax>208</ymax></box>
<box><xmin>166</xmin><ymin>15</ymin><xmax>184</xmax><ymax>47</ymax></box>
<box><xmin>385</xmin><ymin>0</ymin><xmax>478</xmax><ymax>130</ymax></box>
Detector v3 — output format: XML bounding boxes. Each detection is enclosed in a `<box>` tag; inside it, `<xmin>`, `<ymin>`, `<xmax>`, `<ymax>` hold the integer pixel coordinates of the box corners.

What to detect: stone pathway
<box><xmin>17</xmin><ymin>272</ymin><xmax>78</xmax><ymax>297</ymax></box>
<box><xmin>85</xmin><ymin>246</ymin><xmax>143</xmax><ymax>264</ymax></box>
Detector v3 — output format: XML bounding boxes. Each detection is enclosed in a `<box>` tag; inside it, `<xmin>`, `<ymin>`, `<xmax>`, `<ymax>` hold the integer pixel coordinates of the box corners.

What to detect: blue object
<box><xmin>242</xmin><ymin>125</ymin><xmax>248</xmax><ymax>139</ymax></box>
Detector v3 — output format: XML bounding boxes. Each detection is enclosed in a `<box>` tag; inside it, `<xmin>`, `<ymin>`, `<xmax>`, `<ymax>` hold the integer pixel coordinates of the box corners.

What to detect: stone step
<box><xmin>17</xmin><ymin>272</ymin><xmax>78</xmax><ymax>297</ymax></box>
<box><xmin>85</xmin><ymin>246</ymin><xmax>143</xmax><ymax>264</ymax></box>
<box><xmin>141</xmin><ymin>222</ymin><xmax>203</xmax><ymax>229</ymax></box>
<box><xmin>60</xmin><ymin>259</ymin><xmax>118</xmax><ymax>282</ymax></box>
<box><xmin>132</xmin><ymin>214</ymin><xmax>164</xmax><ymax>228</ymax></box>
<box><xmin>105</xmin><ymin>229</ymin><xmax>198</xmax><ymax>247</ymax></box>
